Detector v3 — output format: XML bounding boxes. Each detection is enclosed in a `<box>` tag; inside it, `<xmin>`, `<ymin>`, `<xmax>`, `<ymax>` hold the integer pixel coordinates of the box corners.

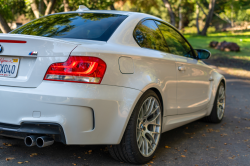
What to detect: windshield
<box><xmin>11</xmin><ymin>13</ymin><xmax>127</xmax><ymax>41</ymax></box>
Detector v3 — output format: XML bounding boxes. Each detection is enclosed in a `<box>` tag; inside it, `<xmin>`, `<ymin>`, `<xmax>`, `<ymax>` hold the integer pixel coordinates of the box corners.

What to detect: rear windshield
<box><xmin>11</xmin><ymin>13</ymin><xmax>127</xmax><ymax>41</ymax></box>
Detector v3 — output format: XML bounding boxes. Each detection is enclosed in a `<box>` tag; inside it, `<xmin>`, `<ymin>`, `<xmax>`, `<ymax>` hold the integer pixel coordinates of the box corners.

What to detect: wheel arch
<box><xmin>117</xmin><ymin>85</ymin><xmax>164</xmax><ymax>144</ymax></box>
<box><xmin>220</xmin><ymin>78</ymin><xmax>226</xmax><ymax>89</ymax></box>
<box><xmin>206</xmin><ymin>74</ymin><xmax>226</xmax><ymax>116</ymax></box>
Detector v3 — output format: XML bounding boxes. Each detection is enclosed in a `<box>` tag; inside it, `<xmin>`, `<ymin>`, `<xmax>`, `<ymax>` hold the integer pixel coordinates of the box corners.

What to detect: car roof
<box><xmin>54</xmin><ymin>10</ymin><xmax>156</xmax><ymax>18</ymax></box>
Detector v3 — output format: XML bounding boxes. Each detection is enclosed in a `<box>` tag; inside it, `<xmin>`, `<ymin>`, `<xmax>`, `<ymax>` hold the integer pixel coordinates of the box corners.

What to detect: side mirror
<box><xmin>195</xmin><ymin>49</ymin><xmax>211</xmax><ymax>60</ymax></box>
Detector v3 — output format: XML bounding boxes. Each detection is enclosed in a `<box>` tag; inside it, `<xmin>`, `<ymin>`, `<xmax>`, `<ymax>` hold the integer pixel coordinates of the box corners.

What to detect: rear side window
<box><xmin>156</xmin><ymin>21</ymin><xmax>195</xmax><ymax>58</ymax></box>
<box><xmin>11</xmin><ymin>13</ymin><xmax>127</xmax><ymax>42</ymax></box>
<box><xmin>133</xmin><ymin>20</ymin><xmax>169</xmax><ymax>53</ymax></box>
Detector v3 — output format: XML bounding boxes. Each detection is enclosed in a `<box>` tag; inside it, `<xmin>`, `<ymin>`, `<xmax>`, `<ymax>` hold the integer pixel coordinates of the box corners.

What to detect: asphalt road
<box><xmin>0</xmin><ymin>69</ymin><xmax>250</xmax><ymax>166</ymax></box>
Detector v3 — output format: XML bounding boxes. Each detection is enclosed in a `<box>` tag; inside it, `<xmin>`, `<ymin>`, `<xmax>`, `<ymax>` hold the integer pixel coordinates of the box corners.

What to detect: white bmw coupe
<box><xmin>0</xmin><ymin>6</ymin><xmax>226</xmax><ymax>164</ymax></box>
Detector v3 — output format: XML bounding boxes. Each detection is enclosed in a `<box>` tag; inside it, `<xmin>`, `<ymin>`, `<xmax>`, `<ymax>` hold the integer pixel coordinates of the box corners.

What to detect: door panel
<box><xmin>176</xmin><ymin>57</ymin><xmax>212</xmax><ymax>114</ymax></box>
<box><xmin>133</xmin><ymin>19</ymin><xmax>178</xmax><ymax>116</ymax></box>
<box><xmin>155</xmin><ymin>21</ymin><xmax>212</xmax><ymax>115</ymax></box>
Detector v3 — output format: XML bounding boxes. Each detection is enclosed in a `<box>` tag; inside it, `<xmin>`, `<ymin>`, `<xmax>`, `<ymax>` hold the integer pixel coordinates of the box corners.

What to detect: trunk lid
<box><xmin>0</xmin><ymin>34</ymin><xmax>78</xmax><ymax>87</ymax></box>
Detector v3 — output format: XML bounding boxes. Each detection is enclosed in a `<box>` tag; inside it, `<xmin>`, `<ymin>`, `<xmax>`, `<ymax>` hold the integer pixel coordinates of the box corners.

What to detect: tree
<box><xmin>45</xmin><ymin>0</ymin><xmax>57</xmax><ymax>15</ymax></box>
<box><xmin>195</xmin><ymin>0</ymin><xmax>216</xmax><ymax>35</ymax></box>
<box><xmin>63</xmin><ymin>0</ymin><xmax>70</xmax><ymax>12</ymax></box>
<box><xmin>0</xmin><ymin>0</ymin><xmax>26</xmax><ymax>33</ymax></box>
<box><xmin>195</xmin><ymin>3</ymin><xmax>200</xmax><ymax>34</ymax></box>
<box><xmin>201</xmin><ymin>0</ymin><xmax>216</xmax><ymax>35</ymax></box>
<box><xmin>29</xmin><ymin>0</ymin><xmax>57</xmax><ymax>18</ymax></box>
<box><xmin>0</xmin><ymin>13</ymin><xmax>11</xmax><ymax>33</ymax></box>
<box><xmin>162</xmin><ymin>0</ymin><xmax>175</xmax><ymax>26</ymax></box>
<box><xmin>30</xmin><ymin>0</ymin><xmax>40</xmax><ymax>18</ymax></box>
<box><xmin>66</xmin><ymin>0</ymin><xmax>118</xmax><ymax>11</ymax></box>
<box><xmin>178</xmin><ymin>0</ymin><xmax>182</xmax><ymax>30</ymax></box>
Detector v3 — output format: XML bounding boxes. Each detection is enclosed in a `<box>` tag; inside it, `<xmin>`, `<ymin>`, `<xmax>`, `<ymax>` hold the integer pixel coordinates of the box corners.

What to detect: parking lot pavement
<box><xmin>0</xmin><ymin>72</ymin><xmax>250</xmax><ymax>166</ymax></box>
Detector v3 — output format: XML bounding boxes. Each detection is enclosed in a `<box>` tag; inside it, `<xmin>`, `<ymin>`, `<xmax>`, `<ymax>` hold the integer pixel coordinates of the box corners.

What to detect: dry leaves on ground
<box><xmin>30</xmin><ymin>153</ymin><xmax>38</xmax><ymax>157</ymax></box>
<box><xmin>6</xmin><ymin>157</ymin><xmax>15</xmax><ymax>161</ymax></box>
<box><xmin>3</xmin><ymin>143</ymin><xmax>12</xmax><ymax>146</ymax></box>
<box><xmin>207</xmin><ymin>129</ymin><xmax>214</xmax><ymax>133</ymax></box>
<box><xmin>228</xmin><ymin>155</ymin><xmax>236</xmax><ymax>159</ymax></box>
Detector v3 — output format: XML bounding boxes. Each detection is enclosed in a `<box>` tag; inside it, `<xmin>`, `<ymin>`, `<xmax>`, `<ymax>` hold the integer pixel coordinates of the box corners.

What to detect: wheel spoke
<box><xmin>137</xmin><ymin>130</ymin><xmax>142</xmax><ymax>142</ymax></box>
<box><xmin>145</xmin><ymin>105</ymin><xmax>159</xmax><ymax>118</ymax></box>
<box><xmin>217</xmin><ymin>108</ymin><xmax>221</xmax><ymax>118</ymax></box>
<box><xmin>145</xmin><ymin>99</ymin><xmax>155</xmax><ymax>118</ymax></box>
<box><xmin>146</xmin><ymin>132</ymin><xmax>156</xmax><ymax>145</ymax></box>
<box><xmin>218</xmin><ymin>102</ymin><xmax>224</xmax><ymax>108</ymax></box>
<box><xmin>145</xmin><ymin>98</ymin><xmax>152</xmax><ymax>115</ymax></box>
<box><xmin>147</xmin><ymin>139</ymin><xmax>153</xmax><ymax>150</ymax></box>
<box><xmin>141</xmin><ymin>138</ymin><xmax>145</xmax><ymax>155</ymax></box>
<box><xmin>139</xmin><ymin>107</ymin><xmax>144</xmax><ymax>119</ymax></box>
<box><xmin>147</xmin><ymin>112</ymin><xmax>160</xmax><ymax>123</ymax></box>
<box><xmin>138</xmin><ymin>136</ymin><xmax>143</xmax><ymax>148</ymax></box>
<box><xmin>144</xmin><ymin>137</ymin><xmax>148</xmax><ymax>155</ymax></box>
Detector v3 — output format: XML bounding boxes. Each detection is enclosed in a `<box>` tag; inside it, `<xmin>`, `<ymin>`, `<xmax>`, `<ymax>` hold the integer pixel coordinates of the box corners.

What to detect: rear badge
<box><xmin>29</xmin><ymin>51</ymin><xmax>38</xmax><ymax>56</ymax></box>
<box><xmin>0</xmin><ymin>45</ymin><xmax>3</xmax><ymax>53</ymax></box>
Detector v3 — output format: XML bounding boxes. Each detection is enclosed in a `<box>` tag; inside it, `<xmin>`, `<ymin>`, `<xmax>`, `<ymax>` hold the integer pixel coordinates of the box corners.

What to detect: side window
<box><xmin>156</xmin><ymin>21</ymin><xmax>195</xmax><ymax>58</ymax></box>
<box><xmin>133</xmin><ymin>20</ymin><xmax>169</xmax><ymax>53</ymax></box>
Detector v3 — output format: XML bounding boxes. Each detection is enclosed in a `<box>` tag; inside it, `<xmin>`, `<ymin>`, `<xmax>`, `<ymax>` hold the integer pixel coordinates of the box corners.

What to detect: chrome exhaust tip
<box><xmin>24</xmin><ymin>135</ymin><xmax>38</xmax><ymax>147</ymax></box>
<box><xmin>36</xmin><ymin>136</ymin><xmax>54</xmax><ymax>148</ymax></box>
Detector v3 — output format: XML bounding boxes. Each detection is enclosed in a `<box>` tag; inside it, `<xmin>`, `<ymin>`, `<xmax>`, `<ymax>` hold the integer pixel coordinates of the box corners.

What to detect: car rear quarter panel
<box><xmin>71</xmin><ymin>43</ymin><xmax>178</xmax><ymax>117</ymax></box>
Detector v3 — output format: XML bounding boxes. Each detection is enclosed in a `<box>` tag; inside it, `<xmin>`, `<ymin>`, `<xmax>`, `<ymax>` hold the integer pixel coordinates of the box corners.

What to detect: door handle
<box><xmin>178</xmin><ymin>66</ymin><xmax>186</xmax><ymax>71</ymax></box>
<box><xmin>209</xmin><ymin>76</ymin><xmax>214</xmax><ymax>81</ymax></box>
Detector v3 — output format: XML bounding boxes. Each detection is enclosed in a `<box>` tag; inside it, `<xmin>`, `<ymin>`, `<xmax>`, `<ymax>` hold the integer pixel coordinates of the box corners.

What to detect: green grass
<box><xmin>184</xmin><ymin>31</ymin><xmax>250</xmax><ymax>61</ymax></box>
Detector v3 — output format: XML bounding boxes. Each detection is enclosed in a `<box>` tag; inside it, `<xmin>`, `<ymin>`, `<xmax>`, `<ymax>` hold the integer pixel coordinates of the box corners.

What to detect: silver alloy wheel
<box><xmin>136</xmin><ymin>96</ymin><xmax>161</xmax><ymax>157</ymax></box>
<box><xmin>217</xmin><ymin>85</ymin><xmax>225</xmax><ymax>120</ymax></box>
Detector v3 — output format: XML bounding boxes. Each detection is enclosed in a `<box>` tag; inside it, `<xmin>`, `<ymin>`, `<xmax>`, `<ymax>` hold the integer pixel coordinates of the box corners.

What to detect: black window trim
<box><xmin>133</xmin><ymin>17</ymin><xmax>197</xmax><ymax>59</ymax></box>
<box><xmin>132</xmin><ymin>18</ymin><xmax>170</xmax><ymax>53</ymax></box>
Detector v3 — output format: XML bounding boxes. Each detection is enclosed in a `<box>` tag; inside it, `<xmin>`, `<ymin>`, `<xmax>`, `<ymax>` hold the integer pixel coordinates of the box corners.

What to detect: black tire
<box><xmin>203</xmin><ymin>82</ymin><xmax>225</xmax><ymax>123</ymax></box>
<box><xmin>108</xmin><ymin>90</ymin><xmax>162</xmax><ymax>164</ymax></box>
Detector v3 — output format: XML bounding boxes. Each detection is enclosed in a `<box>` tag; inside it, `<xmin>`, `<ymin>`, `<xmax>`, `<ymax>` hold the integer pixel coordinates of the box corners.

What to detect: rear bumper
<box><xmin>0</xmin><ymin>122</ymin><xmax>66</xmax><ymax>144</ymax></box>
<box><xmin>0</xmin><ymin>81</ymin><xmax>142</xmax><ymax>145</ymax></box>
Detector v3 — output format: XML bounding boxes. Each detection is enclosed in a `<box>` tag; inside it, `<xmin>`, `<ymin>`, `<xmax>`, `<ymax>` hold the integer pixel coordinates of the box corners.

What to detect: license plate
<box><xmin>0</xmin><ymin>57</ymin><xmax>20</xmax><ymax>78</ymax></box>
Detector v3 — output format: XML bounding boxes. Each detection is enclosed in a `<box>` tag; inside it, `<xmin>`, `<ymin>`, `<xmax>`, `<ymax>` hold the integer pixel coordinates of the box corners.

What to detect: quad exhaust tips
<box><xmin>36</xmin><ymin>136</ymin><xmax>54</xmax><ymax>148</ymax></box>
<box><xmin>24</xmin><ymin>135</ymin><xmax>54</xmax><ymax>148</ymax></box>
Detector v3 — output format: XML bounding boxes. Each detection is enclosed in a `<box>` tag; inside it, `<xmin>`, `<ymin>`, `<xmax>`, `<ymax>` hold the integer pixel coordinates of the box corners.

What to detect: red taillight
<box><xmin>44</xmin><ymin>56</ymin><xmax>106</xmax><ymax>84</ymax></box>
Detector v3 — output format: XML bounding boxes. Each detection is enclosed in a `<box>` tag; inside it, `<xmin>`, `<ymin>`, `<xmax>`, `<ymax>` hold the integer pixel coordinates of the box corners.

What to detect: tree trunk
<box><xmin>162</xmin><ymin>0</ymin><xmax>175</xmax><ymax>27</ymax></box>
<box><xmin>0</xmin><ymin>13</ymin><xmax>11</xmax><ymax>33</ymax></box>
<box><xmin>230</xmin><ymin>4</ymin><xmax>234</xmax><ymax>27</ymax></box>
<box><xmin>39</xmin><ymin>0</ymin><xmax>44</xmax><ymax>16</ymax></box>
<box><xmin>30</xmin><ymin>0</ymin><xmax>40</xmax><ymax>18</ymax></box>
<box><xmin>201</xmin><ymin>0</ymin><xmax>216</xmax><ymax>36</ymax></box>
<box><xmin>63</xmin><ymin>0</ymin><xmax>70</xmax><ymax>12</ymax></box>
<box><xmin>43</xmin><ymin>0</ymin><xmax>48</xmax><ymax>6</ymax></box>
<box><xmin>196</xmin><ymin>1</ymin><xmax>207</xmax><ymax>17</ymax></box>
<box><xmin>196</xmin><ymin>4</ymin><xmax>200</xmax><ymax>34</ymax></box>
<box><xmin>178</xmin><ymin>0</ymin><xmax>182</xmax><ymax>30</ymax></box>
<box><xmin>45</xmin><ymin>0</ymin><xmax>56</xmax><ymax>15</ymax></box>
<box><xmin>110</xmin><ymin>4</ymin><xmax>116</xmax><ymax>10</ymax></box>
